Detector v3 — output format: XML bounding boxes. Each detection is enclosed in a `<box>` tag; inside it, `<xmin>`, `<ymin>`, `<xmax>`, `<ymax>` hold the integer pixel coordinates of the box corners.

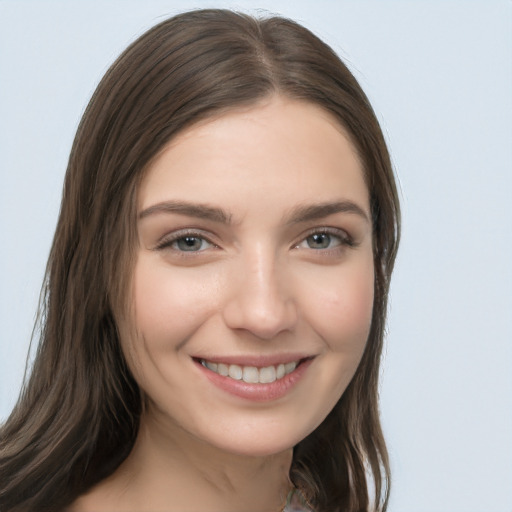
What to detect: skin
<box><xmin>70</xmin><ymin>96</ymin><xmax>374</xmax><ymax>512</ymax></box>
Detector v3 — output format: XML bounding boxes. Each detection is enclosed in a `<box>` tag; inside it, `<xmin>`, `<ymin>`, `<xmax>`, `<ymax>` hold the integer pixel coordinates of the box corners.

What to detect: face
<box><xmin>123</xmin><ymin>97</ymin><xmax>374</xmax><ymax>457</ymax></box>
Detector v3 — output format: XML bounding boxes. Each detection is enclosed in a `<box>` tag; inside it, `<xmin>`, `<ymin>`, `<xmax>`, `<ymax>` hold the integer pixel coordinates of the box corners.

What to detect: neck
<box><xmin>79</xmin><ymin>409</ymin><xmax>294</xmax><ymax>512</ymax></box>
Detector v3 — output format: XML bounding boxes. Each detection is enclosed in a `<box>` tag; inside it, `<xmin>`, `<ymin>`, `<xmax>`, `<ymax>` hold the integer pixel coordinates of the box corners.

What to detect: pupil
<box><xmin>308</xmin><ymin>233</ymin><xmax>330</xmax><ymax>249</ymax></box>
<box><xmin>178</xmin><ymin>237</ymin><xmax>201</xmax><ymax>251</ymax></box>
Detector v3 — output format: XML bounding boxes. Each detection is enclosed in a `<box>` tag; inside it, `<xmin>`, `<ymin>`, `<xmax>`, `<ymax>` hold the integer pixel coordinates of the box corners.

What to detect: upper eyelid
<box><xmin>161</xmin><ymin>227</ymin><xmax>215</xmax><ymax>239</ymax></box>
<box><xmin>303</xmin><ymin>226</ymin><xmax>348</xmax><ymax>235</ymax></box>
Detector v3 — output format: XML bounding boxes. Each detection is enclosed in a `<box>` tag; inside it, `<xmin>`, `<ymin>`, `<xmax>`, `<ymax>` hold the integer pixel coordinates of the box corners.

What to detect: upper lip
<box><xmin>193</xmin><ymin>353</ymin><xmax>315</xmax><ymax>367</ymax></box>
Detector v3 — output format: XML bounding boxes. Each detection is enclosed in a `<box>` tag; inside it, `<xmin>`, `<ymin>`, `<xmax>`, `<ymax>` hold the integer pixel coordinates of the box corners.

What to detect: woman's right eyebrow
<box><xmin>138</xmin><ymin>200</ymin><xmax>232</xmax><ymax>224</ymax></box>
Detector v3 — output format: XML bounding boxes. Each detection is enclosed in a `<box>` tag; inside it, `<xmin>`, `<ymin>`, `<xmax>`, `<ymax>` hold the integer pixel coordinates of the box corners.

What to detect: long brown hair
<box><xmin>0</xmin><ymin>9</ymin><xmax>400</xmax><ymax>512</ymax></box>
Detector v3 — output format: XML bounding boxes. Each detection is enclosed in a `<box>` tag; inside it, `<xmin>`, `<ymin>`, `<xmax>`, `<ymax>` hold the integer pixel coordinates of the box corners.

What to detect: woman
<box><xmin>0</xmin><ymin>9</ymin><xmax>400</xmax><ymax>512</ymax></box>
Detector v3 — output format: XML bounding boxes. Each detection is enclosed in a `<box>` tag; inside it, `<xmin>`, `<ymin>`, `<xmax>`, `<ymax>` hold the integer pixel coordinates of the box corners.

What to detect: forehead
<box><xmin>138</xmin><ymin>97</ymin><xmax>369</xmax><ymax>218</ymax></box>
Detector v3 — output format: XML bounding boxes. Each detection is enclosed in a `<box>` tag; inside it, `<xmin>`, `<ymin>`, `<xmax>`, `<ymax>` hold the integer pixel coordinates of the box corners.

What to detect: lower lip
<box><xmin>194</xmin><ymin>358</ymin><xmax>313</xmax><ymax>402</ymax></box>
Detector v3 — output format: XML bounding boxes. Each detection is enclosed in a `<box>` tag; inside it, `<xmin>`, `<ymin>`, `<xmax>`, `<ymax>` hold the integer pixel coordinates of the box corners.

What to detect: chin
<box><xmin>195</xmin><ymin>419</ymin><xmax>321</xmax><ymax>459</ymax></box>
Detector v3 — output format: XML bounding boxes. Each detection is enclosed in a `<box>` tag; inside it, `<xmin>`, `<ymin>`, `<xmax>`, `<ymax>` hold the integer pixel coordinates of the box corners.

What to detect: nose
<box><xmin>221</xmin><ymin>248</ymin><xmax>298</xmax><ymax>340</ymax></box>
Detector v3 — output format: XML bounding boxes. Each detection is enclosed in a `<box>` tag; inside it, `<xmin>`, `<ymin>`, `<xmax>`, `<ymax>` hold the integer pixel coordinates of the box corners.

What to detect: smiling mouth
<box><xmin>198</xmin><ymin>358</ymin><xmax>308</xmax><ymax>384</ymax></box>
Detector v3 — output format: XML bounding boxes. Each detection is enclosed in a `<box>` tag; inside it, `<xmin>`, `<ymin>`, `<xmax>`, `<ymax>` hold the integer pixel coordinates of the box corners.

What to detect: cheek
<box><xmin>303</xmin><ymin>257</ymin><xmax>374</xmax><ymax>353</ymax></box>
<box><xmin>124</xmin><ymin>259</ymin><xmax>221</xmax><ymax>364</ymax></box>
<box><xmin>280</xmin><ymin>258</ymin><xmax>374</xmax><ymax>438</ymax></box>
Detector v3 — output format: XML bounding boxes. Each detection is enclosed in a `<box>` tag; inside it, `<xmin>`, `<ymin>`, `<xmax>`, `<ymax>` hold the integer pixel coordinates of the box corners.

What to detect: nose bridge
<box><xmin>222</xmin><ymin>243</ymin><xmax>297</xmax><ymax>339</ymax></box>
<box><xmin>247</xmin><ymin>244</ymin><xmax>281</xmax><ymax>307</ymax></box>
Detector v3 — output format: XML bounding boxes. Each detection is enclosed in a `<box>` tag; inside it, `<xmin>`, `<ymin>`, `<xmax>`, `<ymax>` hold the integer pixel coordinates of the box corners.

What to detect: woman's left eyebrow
<box><xmin>285</xmin><ymin>200</ymin><xmax>370</xmax><ymax>225</ymax></box>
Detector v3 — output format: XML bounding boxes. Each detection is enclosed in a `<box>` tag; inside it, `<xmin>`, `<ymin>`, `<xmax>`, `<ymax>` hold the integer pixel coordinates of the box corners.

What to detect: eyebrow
<box><xmin>138</xmin><ymin>199</ymin><xmax>370</xmax><ymax>225</ymax></box>
<box><xmin>285</xmin><ymin>200</ymin><xmax>370</xmax><ymax>225</ymax></box>
<box><xmin>139</xmin><ymin>200</ymin><xmax>232</xmax><ymax>224</ymax></box>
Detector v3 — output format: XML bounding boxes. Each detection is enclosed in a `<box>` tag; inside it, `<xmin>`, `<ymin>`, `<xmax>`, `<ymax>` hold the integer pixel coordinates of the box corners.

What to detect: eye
<box><xmin>173</xmin><ymin>236</ymin><xmax>213</xmax><ymax>252</ymax></box>
<box><xmin>304</xmin><ymin>232</ymin><xmax>340</xmax><ymax>249</ymax></box>
<box><xmin>155</xmin><ymin>232</ymin><xmax>216</xmax><ymax>253</ymax></box>
<box><xmin>295</xmin><ymin>229</ymin><xmax>352</xmax><ymax>251</ymax></box>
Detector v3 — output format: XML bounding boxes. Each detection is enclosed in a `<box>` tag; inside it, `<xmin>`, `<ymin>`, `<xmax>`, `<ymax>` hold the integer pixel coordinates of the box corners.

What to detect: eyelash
<box><xmin>154</xmin><ymin>227</ymin><xmax>356</xmax><ymax>255</ymax></box>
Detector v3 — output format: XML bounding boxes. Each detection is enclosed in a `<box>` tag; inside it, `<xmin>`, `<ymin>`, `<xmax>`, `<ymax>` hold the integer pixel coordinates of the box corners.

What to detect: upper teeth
<box><xmin>201</xmin><ymin>360</ymin><xmax>298</xmax><ymax>384</ymax></box>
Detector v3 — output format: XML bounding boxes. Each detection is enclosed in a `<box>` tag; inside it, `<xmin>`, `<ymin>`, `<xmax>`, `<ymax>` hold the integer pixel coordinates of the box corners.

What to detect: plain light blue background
<box><xmin>1</xmin><ymin>1</ymin><xmax>511</xmax><ymax>511</ymax></box>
